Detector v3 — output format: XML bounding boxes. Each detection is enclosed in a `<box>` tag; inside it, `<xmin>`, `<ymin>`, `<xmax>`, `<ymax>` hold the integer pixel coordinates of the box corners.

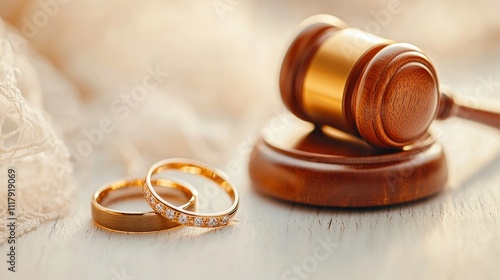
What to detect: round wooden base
<box><xmin>248</xmin><ymin>115</ymin><xmax>448</xmax><ymax>207</ymax></box>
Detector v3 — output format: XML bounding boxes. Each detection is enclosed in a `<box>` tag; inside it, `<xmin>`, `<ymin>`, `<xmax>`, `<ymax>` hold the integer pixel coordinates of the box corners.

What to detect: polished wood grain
<box><xmin>353</xmin><ymin>43</ymin><xmax>439</xmax><ymax>148</ymax></box>
<box><xmin>280</xmin><ymin>15</ymin><xmax>500</xmax><ymax>148</ymax></box>
<box><xmin>249</xmin><ymin>116</ymin><xmax>448</xmax><ymax>207</ymax></box>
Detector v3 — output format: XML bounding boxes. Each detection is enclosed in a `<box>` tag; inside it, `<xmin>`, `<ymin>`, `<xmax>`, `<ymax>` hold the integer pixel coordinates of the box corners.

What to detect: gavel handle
<box><xmin>437</xmin><ymin>87</ymin><xmax>500</xmax><ymax>130</ymax></box>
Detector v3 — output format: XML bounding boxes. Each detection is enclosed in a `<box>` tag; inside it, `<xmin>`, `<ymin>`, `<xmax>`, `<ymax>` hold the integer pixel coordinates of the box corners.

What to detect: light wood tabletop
<box><xmin>2</xmin><ymin>120</ymin><xmax>499</xmax><ymax>280</ymax></box>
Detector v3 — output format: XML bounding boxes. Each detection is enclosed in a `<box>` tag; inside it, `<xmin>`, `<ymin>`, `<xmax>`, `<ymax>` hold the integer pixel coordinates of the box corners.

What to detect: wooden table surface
<box><xmin>1</xmin><ymin>119</ymin><xmax>499</xmax><ymax>280</ymax></box>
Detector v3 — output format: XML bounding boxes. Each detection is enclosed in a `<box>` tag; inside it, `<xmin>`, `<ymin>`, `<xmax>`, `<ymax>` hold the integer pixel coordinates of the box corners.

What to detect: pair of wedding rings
<box><xmin>91</xmin><ymin>158</ymin><xmax>239</xmax><ymax>232</ymax></box>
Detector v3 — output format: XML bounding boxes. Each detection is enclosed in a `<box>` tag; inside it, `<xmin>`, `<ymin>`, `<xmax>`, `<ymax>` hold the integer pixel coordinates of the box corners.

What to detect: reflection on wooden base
<box><xmin>248</xmin><ymin>115</ymin><xmax>448</xmax><ymax>207</ymax></box>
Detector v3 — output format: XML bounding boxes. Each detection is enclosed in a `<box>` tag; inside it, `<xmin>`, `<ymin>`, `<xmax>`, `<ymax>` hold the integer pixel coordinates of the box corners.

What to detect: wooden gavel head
<box><xmin>280</xmin><ymin>14</ymin><xmax>441</xmax><ymax>148</ymax></box>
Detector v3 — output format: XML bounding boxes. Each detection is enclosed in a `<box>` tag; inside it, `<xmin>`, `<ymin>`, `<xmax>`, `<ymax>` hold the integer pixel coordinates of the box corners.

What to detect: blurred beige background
<box><xmin>1</xmin><ymin>0</ymin><xmax>500</xmax><ymax>172</ymax></box>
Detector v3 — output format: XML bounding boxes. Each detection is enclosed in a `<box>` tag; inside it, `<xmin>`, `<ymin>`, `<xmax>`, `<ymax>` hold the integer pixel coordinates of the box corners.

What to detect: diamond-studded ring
<box><xmin>143</xmin><ymin>158</ymin><xmax>239</xmax><ymax>228</ymax></box>
<box><xmin>92</xmin><ymin>178</ymin><xmax>197</xmax><ymax>232</ymax></box>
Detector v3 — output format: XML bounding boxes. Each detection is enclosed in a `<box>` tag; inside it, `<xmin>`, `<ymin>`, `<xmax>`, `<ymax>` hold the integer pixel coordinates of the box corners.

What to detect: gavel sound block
<box><xmin>249</xmin><ymin>15</ymin><xmax>500</xmax><ymax>207</ymax></box>
<box><xmin>249</xmin><ymin>117</ymin><xmax>447</xmax><ymax>207</ymax></box>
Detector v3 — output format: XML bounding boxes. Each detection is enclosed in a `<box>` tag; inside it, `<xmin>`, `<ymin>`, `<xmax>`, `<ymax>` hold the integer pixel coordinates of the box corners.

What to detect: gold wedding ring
<box><xmin>92</xmin><ymin>178</ymin><xmax>197</xmax><ymax>232</ymax></box>
<box><xmin>143</xmin><ymin>158</ymin><xmax>239</xmax><ymax>228</ymax></box>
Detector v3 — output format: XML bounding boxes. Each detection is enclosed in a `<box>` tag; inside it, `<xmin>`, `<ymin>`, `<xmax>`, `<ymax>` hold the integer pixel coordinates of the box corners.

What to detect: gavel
<box><xmin>280</xmin><ymin>14</ymin><xmax>500</xmax><ymax>148</ymax></box>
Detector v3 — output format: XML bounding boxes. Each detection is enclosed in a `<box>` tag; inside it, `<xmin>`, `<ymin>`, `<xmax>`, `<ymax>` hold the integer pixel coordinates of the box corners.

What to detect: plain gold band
<box><xmin>91</xmin><ymin>178</ymin><xmax>197</xmax><ymax>232</ymax></box>
<box><xmin>144</xmin><ymin>158</ymin><xmax>239</xmax><ymax>228</ymax></box>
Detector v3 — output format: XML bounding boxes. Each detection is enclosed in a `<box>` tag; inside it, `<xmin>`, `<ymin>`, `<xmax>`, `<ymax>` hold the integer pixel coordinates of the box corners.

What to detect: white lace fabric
<box><xmin>0</xmin><ymin>21</ymin><xmax>74</xmax><ymax>245</ymax></box>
